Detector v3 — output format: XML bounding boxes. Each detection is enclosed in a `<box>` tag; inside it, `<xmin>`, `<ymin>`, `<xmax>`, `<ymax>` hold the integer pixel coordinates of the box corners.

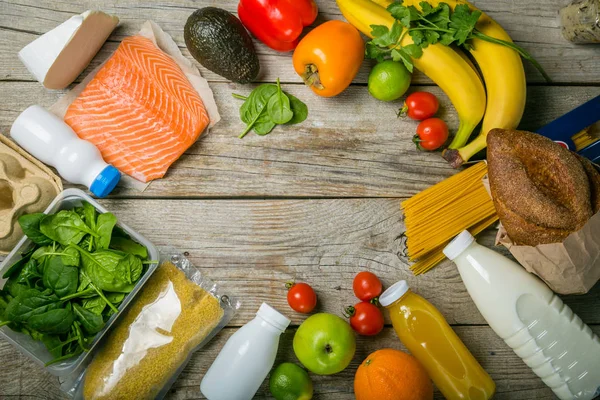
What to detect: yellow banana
<box><xmin>336</xmin><ymin>0</ymin><xmax>486</xmax><ymax>147</ymax></box>
<box><xmin>372</xmin><ymin>0</ymin><xmax>527</xmax><ymax>167</ymax></box>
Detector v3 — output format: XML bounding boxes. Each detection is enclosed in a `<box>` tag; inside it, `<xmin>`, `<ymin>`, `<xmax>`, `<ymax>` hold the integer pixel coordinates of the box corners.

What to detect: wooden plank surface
<box><xmin>0</xmin><ymin>199</ymin><xmax>599</xmax><ymax>398</ymax></box>
<box><xmin>1</xmin><ymin>0</ymin><xmax>599</xmax><ymax>398</ymax></box>
<box><xmin>4</xmin><ymin>325</ymin><xmax>600</xmax><ymax>400</ymax></box>
<box><xmin>1</xmin><ymin>82</ymin><xmax>599</xmax><ymax>198</ymax></box>
<box><xmin>1</xmin><ymin>0</ymin><xmax>599</xmax><ymax>85</ymax></box>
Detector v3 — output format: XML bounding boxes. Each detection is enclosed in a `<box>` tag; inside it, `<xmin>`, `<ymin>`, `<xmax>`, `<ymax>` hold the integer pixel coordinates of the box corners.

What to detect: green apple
<box><xmin>293</xmin><ymin>313</ymin><xmax>356</xmax><ymax>375</ymax></box>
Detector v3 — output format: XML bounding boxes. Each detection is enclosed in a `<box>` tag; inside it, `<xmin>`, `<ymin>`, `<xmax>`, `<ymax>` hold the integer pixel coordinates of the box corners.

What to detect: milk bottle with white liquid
<box><xmin>443</xmin><ymin>230</ymin><xmax>600</xmax><ymax>400</ymax></box>
<box><xmin>201</xmin><ymin>303</ymin><xmax>290</xmax><ymax>400</ymax></box>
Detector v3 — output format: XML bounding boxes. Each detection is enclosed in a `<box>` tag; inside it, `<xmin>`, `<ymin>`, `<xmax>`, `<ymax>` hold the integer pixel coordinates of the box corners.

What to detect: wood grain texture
<box><xmin>1</xmin><ymin>325</ymin><xmax>599</xmax><ymax>399</ymax></box>
<box><xmin>1</xmin><ymin>82</ymin><xmax>599</xmax><ymax>198</ymax></box>
<box><xmin>1</xmin><ymin>0</ymin><xmax>599</xmax><ymax>84</ymax></box>
<box><xmin>4</xmin><ymin>199</ymin><xmax>597</xmax><ymax>326</ymax></box>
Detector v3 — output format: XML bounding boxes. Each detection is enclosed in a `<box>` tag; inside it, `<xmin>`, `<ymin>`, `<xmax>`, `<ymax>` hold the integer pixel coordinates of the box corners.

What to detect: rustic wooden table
<box><xmin>1</xmin><ymin>0</ymin><xmax>599</xmax><ymax>399</ymax></box>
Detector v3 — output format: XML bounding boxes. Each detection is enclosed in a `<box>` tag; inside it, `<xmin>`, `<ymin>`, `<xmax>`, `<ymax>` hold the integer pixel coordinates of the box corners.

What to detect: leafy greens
<box><xmin>233</xmin><ymin>78</ymin><xmax>309</xmax><ymax>138</ymax></box>
<box><xmin>366</xmin><ymin>0</ymin><xmax>550</xmax><ymax>81</ymax></box>
<box><xmin>0</xmin><ymin>202</ymin><xmax>152</xmax><ymax>365</ymax></box>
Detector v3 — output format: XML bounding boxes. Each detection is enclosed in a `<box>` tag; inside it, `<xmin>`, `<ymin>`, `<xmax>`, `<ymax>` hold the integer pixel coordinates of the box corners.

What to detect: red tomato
<box><xmin>353</xmin><ymin>271</ymin><xmax>383</xmax><ymax>302</ymax></box>
<box><xmin>401</xmin><ymin>92</ymin><xmax>439</xmax><ymax>120</ymax></box>
<box><xmin>286</xmin><ymin>282</ymin><xmax>317</xmax><ymax>313</ymax></box>
<box><xmin>414</xmin><ymin>118</ymin><xmax>449</xmax><ymax>151</ymax></box>
<box><xmin>345</xmin><ymin>302</ymin><xmax>384</xmax><ymax>336</ymax></box>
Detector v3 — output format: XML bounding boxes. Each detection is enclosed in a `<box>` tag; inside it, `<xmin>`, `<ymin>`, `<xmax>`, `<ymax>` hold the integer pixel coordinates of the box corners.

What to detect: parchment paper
<box><xmin>50</xmin><ymin>21</ymin><xmax>220</xmax><ymax>191</ymax></box>
<box><xmin>483</xmin><ymin>176</ymin><xmax>600</xmax><ymax>294</ymax></box>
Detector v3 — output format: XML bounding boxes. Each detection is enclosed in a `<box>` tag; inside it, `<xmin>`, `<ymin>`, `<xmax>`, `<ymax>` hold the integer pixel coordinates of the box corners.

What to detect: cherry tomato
<box><xmin>345</xmin><ymin>302</ymin><xmax>384</xmax><ymax>336</ymax></box>
<box><xmin>401</xmin><ymin>92</ymin><xmax>439</xmax><ymax>120</ymax></box>
<box><xmin>353</xmin><ymin>271</ymin><xmax>383</xmax><ymax>302</ymax></box>
<box><xmin>286</xmin><ymin>282</ymin><xmax>317</xmax><ymax>313</ymax></box>
<box><xmin>414</xmin><ymin>118</ymin><xmax>449</xmax><ymax>151</ymax></box>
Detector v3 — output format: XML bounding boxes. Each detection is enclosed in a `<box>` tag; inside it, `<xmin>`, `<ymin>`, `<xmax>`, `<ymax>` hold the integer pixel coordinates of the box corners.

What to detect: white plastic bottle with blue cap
<box><xmin>444</xmin><ymin>230</ymin><xmax>600</xmax><ymax>400</ymax></box>
<box><xmin>10</xmin><ymin>105</ymin><xmax>120</xmax><ymax>198</ymax></box>
<box><xmin>201</xmin><ymin>303</ymin><xmax>291</xmax><ymax>400</ymax></box>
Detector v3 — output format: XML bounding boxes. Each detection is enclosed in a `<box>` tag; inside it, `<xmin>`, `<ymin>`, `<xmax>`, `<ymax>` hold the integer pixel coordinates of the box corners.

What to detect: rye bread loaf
<box><xmin>487</xmin><ymin>129</ymin><xmax>594</xmax><ymax>246</ymax></box>
<box><xmin>577</xmin><ymin>153</ymin><xmax>600</xmax><ymax>213</ymax></box>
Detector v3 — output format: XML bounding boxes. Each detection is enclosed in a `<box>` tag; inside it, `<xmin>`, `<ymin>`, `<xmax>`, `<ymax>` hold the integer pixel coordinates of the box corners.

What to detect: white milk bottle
<box><xmin>443</xmin><ymin>230</ymin><xmax>600</xmax><ymax>400</ymax></box>
<box><xmin>201</xmin><ymin>303</ymin><xmax>290</xmax><ymax>400</ymax></box>
<box><xmin>10</xmin><ymin>105</ymin><xmax>120</xmax><ymax>198</ymax></box>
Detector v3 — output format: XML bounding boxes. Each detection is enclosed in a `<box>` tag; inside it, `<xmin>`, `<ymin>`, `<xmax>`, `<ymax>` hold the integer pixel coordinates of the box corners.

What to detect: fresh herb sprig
<box><xmin>233</xmin><ymin>78</ymin><xmax>308</xmax><ymax>139</ymax></box>
<box><xmin>366</xmin><ymin>1</ymin><xmax>550</xmax><ymax>82</ymax></box>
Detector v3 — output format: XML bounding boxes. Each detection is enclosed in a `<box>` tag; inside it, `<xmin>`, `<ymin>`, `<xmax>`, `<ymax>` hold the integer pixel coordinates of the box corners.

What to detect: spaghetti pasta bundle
<box><xmin>402</xmin><ymin>162</ymin><xmax>498</xmax><ymax>275</ymax></box>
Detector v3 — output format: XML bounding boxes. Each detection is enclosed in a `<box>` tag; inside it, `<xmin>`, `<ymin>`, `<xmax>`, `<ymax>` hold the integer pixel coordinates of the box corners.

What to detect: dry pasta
<box><xmin>402</xmin><ymin>162</ymin><xmax>498</xmax><ymax>275</ymax></box>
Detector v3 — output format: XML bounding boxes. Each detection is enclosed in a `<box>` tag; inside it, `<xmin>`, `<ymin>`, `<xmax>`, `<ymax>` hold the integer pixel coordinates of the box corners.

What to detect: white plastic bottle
<box><xmin>201</xmin><ymin>303</ymin><xmax>291</xmax><ymax>400</ymax></box>
<box><xmin>10</xmin><ymin>105</ymin><xmax>120</xmax><ymax>197</ymax></box>
<box><xmin>443</xmin><ymin>230</ymin><xmax>600</xmax><ymax>400</ymax></box>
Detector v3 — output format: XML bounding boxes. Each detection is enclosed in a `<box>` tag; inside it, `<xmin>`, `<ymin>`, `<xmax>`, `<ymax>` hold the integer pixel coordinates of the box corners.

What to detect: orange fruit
<box><xmin>354</xmin><ymin>349</ymin><xmax>433</xmax><ymax>400</ymax></box>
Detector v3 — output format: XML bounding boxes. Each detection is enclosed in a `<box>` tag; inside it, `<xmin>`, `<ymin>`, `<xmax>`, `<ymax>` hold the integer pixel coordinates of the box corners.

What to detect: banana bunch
<box><xmin>337</xmin><ymin>0</ymin><xmax>527</xmax><ymax>167</ymax></box>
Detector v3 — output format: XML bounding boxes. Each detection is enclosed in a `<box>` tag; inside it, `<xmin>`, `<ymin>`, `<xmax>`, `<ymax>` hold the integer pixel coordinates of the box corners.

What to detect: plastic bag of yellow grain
<box><xmin>72</xmin><ymin>253</ymin><xmax>239</xmax><ymax>400</ymax></box>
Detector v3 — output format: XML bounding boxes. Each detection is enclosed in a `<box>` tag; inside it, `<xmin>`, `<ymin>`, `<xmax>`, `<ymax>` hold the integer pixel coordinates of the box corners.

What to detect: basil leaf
<box><xmin>18</xmin><ymin>214</ymin><xmax>52</xmax><ymax>245</ymax></box>
<box><xmin>40</xmin><ymin>210</ymin><xmax>98</xmax><ymax>246</ymax></box>
<box><xmin>267</xmin><ymin>79</ymin><xmax>293</xmax><ymax>125</ymax></box>
<box><xmin>73</xmin><ymin>304</ymin><xmax>104</xmax><ymax>335</ymax></box>
<box><xmin>28</xmin><ymin>308</ymin><xmax>74</xmax><ymax>334</ymax></box>
<box><xmin>43</xmin><ymin>257</ymin><xmax>78</xmax><ymax>298</ymax></box>
<box><xmin>109</xmin><ymin>237</ymin><xmax>148</xmax><ymax>259</ymax></box>
<box><xmin>96</xmin><ymin>213</ymin><xmax>117</xmax><ymax>250</ymax></box>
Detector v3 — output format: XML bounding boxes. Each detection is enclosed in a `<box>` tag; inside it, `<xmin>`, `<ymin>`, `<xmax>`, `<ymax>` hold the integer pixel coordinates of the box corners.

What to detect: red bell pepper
<box><xmin>238</xmin><ymin>0</ymin><xmax>318</xmax><ymax>52</ymax></box>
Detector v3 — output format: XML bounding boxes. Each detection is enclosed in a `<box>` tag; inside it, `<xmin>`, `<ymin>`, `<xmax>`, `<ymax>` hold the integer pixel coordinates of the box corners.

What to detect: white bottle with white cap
<box><xmin>201</xmin><ymin>303</ymin><xmax>291</xmax><ymax>400</ymax></box>
<box><xmin>10</xmin><ymin>105</ymin><xmax>120</xmax><ymax>198</ymax></box>
<box><xmin>444</xmin><ymin>230</ymin><xmax>600</xmax><ymax>400</ymax></box>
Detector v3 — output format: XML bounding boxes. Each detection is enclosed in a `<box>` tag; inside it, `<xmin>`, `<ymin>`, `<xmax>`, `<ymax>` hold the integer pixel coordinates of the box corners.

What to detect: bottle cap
<box><xmin>90</xmin><ymin>165</ymin><xmax>120</xmax><ymax>198</ymax></box>
<box><xmin>257</xmin><ymin>303</ymin><xmax>290</xmax><ymax>331</ymax></box>
<box><xmin>378</xmin><ymin>280</ymin><xmax>410</xmax><ymax>307</ymax></box>
<box><xmin>443</xmin><ymin>230</ymin><xmax>475</xmax><ymax>261</ymax></box>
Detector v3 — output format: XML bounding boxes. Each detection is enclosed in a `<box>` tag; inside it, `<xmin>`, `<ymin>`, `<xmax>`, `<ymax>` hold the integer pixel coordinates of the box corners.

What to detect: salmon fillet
<box><xmin>64</xmin><ymin>35</ymin><xmax>209</xmax><ymax>182</ymax></box>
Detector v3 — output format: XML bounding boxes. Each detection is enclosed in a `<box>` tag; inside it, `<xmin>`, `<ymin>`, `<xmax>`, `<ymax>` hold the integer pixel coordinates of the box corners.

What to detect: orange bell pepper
<box><xmin>292</xmin><ymin>20</ymin><xmax>364</xmax><ymax>97</ymax></box>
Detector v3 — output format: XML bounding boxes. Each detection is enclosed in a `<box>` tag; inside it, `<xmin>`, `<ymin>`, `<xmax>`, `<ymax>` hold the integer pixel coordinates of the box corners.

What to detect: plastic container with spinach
<box><xmin>0</xmin><ymin>202</ymin><xmax>153</xmax><ymax>365</ymax></box>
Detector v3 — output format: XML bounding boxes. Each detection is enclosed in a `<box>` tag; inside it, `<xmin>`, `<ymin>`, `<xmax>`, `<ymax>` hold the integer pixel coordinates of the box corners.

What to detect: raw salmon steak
<box><xmin>64</xmin><ymin>35</ymin><xmax>209</xmax><ymax>182</ymax></box>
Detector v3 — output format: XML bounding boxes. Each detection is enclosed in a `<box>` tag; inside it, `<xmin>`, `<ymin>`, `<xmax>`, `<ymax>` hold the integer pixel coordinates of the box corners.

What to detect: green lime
<box><xmin>269</xmin><ymin>362</ymin><xmax>314</xmax><ymax>400</ymax></box>
<box><xmin>368</xmin><ymin>60</ymin><xmax>412</xmax><ymax>102</ymax></box>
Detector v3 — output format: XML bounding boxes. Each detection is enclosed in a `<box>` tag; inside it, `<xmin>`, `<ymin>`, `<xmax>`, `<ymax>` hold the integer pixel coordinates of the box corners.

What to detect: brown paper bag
<box><xmin>495</xmin><ymin>212</ymin><xmax>600</xmax><ymax>295</ymax></box>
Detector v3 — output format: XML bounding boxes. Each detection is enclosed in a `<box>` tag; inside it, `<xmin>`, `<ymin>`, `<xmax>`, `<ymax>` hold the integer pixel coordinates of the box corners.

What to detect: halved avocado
<box><xmin>184</xmin><ymin>7</ymin><xmax>260</xmax><ymax>84</ymax></box>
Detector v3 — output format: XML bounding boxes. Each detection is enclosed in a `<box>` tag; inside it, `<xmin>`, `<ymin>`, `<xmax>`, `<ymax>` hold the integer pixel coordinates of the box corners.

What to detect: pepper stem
<box><xmin>302</xmin><ymin>64</ymin><xmax>324</xmax><ymax>90</ymax></box>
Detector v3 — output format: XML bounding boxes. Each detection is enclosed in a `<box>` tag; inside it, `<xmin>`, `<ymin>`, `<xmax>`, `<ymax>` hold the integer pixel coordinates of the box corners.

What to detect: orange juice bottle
<box><xmin>379</xmin><ymin>280</ymin><xmax>495</xmax><ymax>400</ymax></box>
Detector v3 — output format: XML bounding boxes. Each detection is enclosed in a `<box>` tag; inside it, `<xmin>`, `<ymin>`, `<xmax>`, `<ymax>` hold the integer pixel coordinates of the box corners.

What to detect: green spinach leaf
<box><xmin>16</xmin><ymin>259</ymin><xmax>41</xmax><ymax>287</ymax></box>
<box><xmin>73</xmin><ymin>304</ymin><xmax>104</xmax><ymax>334</ymax></box>
<box><xmin>109</xmin><ymin>237</ymin><xmax>148</xmax><ymax>258</ymax></box>
<box><xmin>40</xmin><ymin>210</ymin><xmax>98</xmax><ymax>246</ymax></box>
<box><xmin>75</xmin><ymin>246</ymin><xmax>138</xmax><ymax>293</ymax></box>
<box><xmin>2</xmin><ymin>256</ymin><xmax>29</xmax><ymax>279</ymax></box>
<box><xmin>96</xmin><ymin>213</ymin><xmax>117</xmax><ymax>250</ymax></box>
<box><xmin>267</xmin><ymin>79</ymin><xmax>293</xmax><ymax>125</ymax></box>
<box><xmin>3</xmin><ymin>289</ymin><xmax>59</xmax><ymax>324</ymax></box>
<box><xmin>28</xmin><ymin>308</ymin><xmax>74</xmax><ymax>334</ymax></box>
<box><xmin>81</xmin><ymin>297</ymin><xmax>106</xmax><ymax>315</ymax></box>
<box><xmin>82</xmin><ymin>202</ymin><xmax>97</xmax><ymax>231</ymax></box>
<box><xmin>18</xmin><ymin>214</ymin><xmax>52</xmax><ymax>245</ymax></box>
<box><xmin>238</xmin><ymin>84</ymin><xmax>278</xmax><ymax>138</ymax></box>
<box><xmin>42</xmin><ymin>257</ymin><xmax>78</xmax><ymax>298</ymax></box>
<box><xmin>285</xmin><ymin>93</ymin><xmax>309</xmax><ymax>125</ymax></box>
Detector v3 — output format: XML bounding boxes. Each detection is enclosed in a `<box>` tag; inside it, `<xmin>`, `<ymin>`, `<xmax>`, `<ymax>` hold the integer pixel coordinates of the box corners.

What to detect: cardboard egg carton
<box><xmin>0</xmin><ymin>134</ymin><xmax>62</xmax><ymax>254</ymax></box>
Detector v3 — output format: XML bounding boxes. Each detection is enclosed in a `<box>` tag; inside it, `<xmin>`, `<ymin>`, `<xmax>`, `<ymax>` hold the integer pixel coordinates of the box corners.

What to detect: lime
<box><xmin>269</xmin><ymin>363</ymin><xmax>314</xmax><ymax>400</ymax></box>
<box><xmin>368</xmin><ymin>60</ymin><xmax>412</xmax><ymax>102</ymax></box>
